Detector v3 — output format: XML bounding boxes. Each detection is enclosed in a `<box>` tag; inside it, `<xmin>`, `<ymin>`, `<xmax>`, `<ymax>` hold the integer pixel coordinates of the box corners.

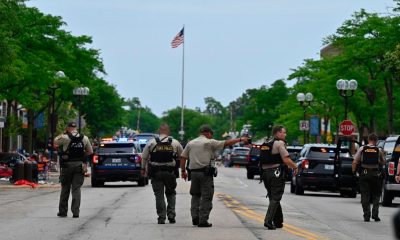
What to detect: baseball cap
<box><xmin>67</xmin><ymin>122</ymin><xmax>77</xmax><ymax>128</ymax></box>
<box><xmin>199</xmin><ymin>124</ymin><xmax>214</xmax><ymax>134</ymax></box>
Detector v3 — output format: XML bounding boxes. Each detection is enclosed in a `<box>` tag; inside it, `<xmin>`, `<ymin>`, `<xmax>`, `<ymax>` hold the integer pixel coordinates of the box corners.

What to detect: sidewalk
<box><xmin>0</xmin><ymin>171</ymin><xmax>61</xmax><ymax>189</ymax></box>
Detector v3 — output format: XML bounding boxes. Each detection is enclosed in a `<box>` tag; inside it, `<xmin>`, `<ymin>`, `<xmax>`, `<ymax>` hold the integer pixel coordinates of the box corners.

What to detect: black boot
<box><xmin>264</xmin><ymin>221</ymin><xmax>276</xmax><ymax>230</ymax></box>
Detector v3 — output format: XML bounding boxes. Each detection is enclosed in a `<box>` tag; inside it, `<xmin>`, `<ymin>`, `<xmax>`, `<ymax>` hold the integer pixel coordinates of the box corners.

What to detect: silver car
<box><xmin>229</xmin><ymin>147</ymin><xmax>250</xmax><ymax>166</ymax></box>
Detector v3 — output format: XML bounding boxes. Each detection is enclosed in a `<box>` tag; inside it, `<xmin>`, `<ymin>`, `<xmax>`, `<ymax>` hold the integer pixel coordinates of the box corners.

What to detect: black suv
<box><xmin>381</xmin><ymin>135</ymin><xmax>400</xmax><ymax>206</ymax></box>
<box><xmin>246</xmin><ymin>145</ymin><xmax>303</xmax><ymax>180</ymax></box>
<box><xmin>246</xmin><ymin>144</ymin><xmax>261</xmax><ymax>179</ymax></box>
<box><xmin>291</xmin><ymin>143</ymin><xmax>356</xmax><ymax>197</ymax></box>
<box><xmin>91</xmin><ymin>139</ymin><xmax>147</xmax><ymax>187</ymax></box>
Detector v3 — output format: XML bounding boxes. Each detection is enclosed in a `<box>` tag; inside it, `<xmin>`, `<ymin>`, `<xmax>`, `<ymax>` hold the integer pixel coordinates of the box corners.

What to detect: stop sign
<box><xmin>339</xmin><ymin>120</ymin><xmax>355</xmax><ymax>136</ymax></box>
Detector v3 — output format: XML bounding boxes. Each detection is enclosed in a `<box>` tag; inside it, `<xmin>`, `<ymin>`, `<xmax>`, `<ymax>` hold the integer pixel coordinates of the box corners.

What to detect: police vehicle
<box><xmin>381</xmin><ymin>135</ymin><xmax>400</xmax><ymax>206</ymax></box>
<box><xmin>91</xmin><ymin>138</ymin><xmax>148</xmax><ymax>187</ymax></box>
<box><xmin>133</xmin><ymin>133</ymin><xmax>158</xmax><ymax>149</ymax></box>
<box><xmin>291</xmin><ymin>143</ymin><xmax>357</xmax><ymax>197</ymax></box>
<box><xmin>246</xmin><ymin>144</ymin><xmax>302</xmax><ymax>180</ymax></box>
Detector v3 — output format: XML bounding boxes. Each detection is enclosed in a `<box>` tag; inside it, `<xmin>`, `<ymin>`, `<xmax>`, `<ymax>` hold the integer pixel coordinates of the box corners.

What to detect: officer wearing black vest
<box><xmin>352</xmin><ymin>133</ymin><xmax>385</xmax><ymax>222</ymax></box>
<box><xmin>54</xmin><ymin>122</ymin><xmax>93</xmax><ymax>218</ymax></box>
<box><xmin>260</xmin><ymin>125</ymin><xmax>298</xmax><ymax>230</ymax></box>
<box><xmin>142</xmin><ymin>123</ymin><xmax>183</xmax><ymax>224</ymax></box>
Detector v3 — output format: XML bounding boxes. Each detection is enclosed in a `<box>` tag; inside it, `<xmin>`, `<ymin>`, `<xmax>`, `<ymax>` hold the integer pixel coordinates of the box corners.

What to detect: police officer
<box><xmin>352</xmin><ymin>133</ymin><xmax>385</xmax><ymax>222</ymax></box>
<box><xmin>54</xmin><ymin>122</ymin><xmax>93</xmax><ymax>218</ymax></box>
<box><xmin>141</xmin><ymin>123</ymin><xmax>183</xmax><ymax>224</ymax></box>
<box><xmin>260</xmin><ymin>125</ymin><xmax>298</xmax><ymax>230</ymax></box>
<box><xmin>180</xmin><ymin>125</ymin><xmax>249</xmax><ymax>227</ymax></box>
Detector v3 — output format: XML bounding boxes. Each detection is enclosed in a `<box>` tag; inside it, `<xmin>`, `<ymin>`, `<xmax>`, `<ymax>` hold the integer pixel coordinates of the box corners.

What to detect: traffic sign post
<box><xmin>299</xmin><ymin>120</ymin><xmax>309</xmax><ymax>131</ymax></box>
<box><xmin>339</xmin><ymin>120</ymin><xmax>355</xmax><ymax>136</ymax></box>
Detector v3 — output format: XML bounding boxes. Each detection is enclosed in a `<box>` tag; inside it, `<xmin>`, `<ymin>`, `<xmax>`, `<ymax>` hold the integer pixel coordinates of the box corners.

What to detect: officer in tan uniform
<box><xmin>54</xmin><ymin>122</ymin><xmax>93</xmax><ymax>218</ymax></box>
<box><xmin>352</xmin><ymin>133</ymin><xmax>385</xmax><ymax>222</ymax></box>
<box><xmin>260</xmin><ymin>125</ymin><xmax>298</xmax><ymax>230</ymax></box>
<box><xmin>180</xmin><ymin>125</ymin><xmax>249</xmax><ymax>227</ymax></box>
<box><xmin>142</xmin><ymin>123</ymin><xmax>183</xmax><ymax>224</ymax></box>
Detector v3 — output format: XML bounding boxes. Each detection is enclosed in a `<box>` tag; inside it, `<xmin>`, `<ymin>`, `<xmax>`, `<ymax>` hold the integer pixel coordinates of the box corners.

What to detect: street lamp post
<box><xmin>296</xmin><ymin>92</ymin><xmax>313</xmax><ymax>144</ymax></box>
<box><xmin>336</xmin><ymin>79</ymin><xmax>358</xmax><ymax>120</ymax></box>
<box><xmin>73</xmin><ymin>87</ymin><xmax>90</xmax><ymax>133</ymax></box>
<box><xmin>49</xmin><ymin>71</ymin><xmax>65</xmax><ymax>161</ymax></box>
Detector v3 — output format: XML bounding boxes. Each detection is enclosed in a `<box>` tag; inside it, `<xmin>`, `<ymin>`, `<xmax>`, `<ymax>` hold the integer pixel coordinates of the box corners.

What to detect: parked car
<box><xmin>291</xmin><ymin>143</ymin><xmax>356</xmax><ymax>197</ymax></box>
<box><xmin>229</xmin><ymin>147</ymin><xmax>250</xmax><ymax>166</ymax></box>
<box><xmin>91</xmin><ymin>138</ymin><xmax>148</xmax><ymax>187</ymax></box>
<box><xmin>246</xmin><ymin>144</ymin><xmax>261</xmax><ymax>179</ymax></box>
<box><xmin>381</xmin><ymin>135</ymin><xmax>400</xmax><ymax>206</ymax></box>
<box><xmin>285</xmin><ymin>145</ymin><xmax>303</xmax><ymax>180</ymax></box>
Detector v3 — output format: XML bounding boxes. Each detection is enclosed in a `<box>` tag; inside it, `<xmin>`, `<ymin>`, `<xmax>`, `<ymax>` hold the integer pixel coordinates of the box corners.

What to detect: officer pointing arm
<box><xmin>180</xmin><ymin>129</ymin><xmax>249</xmax><ymax>180</ymax></box>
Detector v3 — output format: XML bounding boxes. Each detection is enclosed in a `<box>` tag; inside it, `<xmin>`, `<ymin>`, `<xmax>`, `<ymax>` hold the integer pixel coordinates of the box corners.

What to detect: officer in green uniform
<box><xmin>142</xmin><ymin>123</ymin><xmax>183</xmax><ymax>224</ymax></box>
<box><xmin>54</xmin><ymin>122</ymin><xmax>93</xmax><ymax>218</ymax></box>
<box><xmin>260</xmin><ymin>125</ymin><xmax>298</xmax><ymax>230</ymax></box>
<box><xmin>352</xmin><ymin>133</ymin><xmax>385</xmax><ymax>222</ymax></box>
<box><xmin>180</xmin><ymin>125</ymin><xmax>249</xmax><ymax>227</ymax></box>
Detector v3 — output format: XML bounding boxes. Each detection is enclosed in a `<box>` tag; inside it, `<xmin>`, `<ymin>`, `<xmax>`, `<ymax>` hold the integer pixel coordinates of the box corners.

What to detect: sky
<box><xmin>27</xmin><ymin>0</ymin><xmax>395</xmax><ymax>116</ymax></box>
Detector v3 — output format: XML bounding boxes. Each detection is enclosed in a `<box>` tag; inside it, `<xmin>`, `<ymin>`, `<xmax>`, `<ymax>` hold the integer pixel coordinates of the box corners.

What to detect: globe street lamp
<box><xmin>49</xmin><ymin>71</ymin><xmax>65</xmax><ymax>161</ymax></box>
<box><xmin>73</xmin><ymin>87</ymin><xmax>90</xmax><ymax>133</ymax></box>
<box><xmin>336</xmin><ymin>79</ymin><xmax>357</xmax><ymax>120</ymax></box>
<box><xmin>297</xmin><ymin>92</ymin><xmax>313</xmax><ymax>144</ymax></box>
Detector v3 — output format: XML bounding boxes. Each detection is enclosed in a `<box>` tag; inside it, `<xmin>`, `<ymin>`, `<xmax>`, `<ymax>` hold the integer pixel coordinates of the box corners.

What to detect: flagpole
<box><xmin>180</xmin><ymin>25</ymin><xmax>185</xmax><ymax>142</ymax></box>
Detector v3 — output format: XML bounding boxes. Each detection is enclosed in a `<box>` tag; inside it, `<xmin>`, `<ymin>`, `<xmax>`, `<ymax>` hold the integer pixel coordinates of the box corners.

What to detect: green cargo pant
<box><xmin>190</xmin><ymin>171</ymin><xmax>214</xmax><ymax>223</ymax></box>
<box><xmin>262</xmin><ymin>168</ymin><xmax>285</xmax><ymax>225</ymax></box>
<box><xmin>151</xmin><ymin>170</ymin><xmax>177</xmax><ymax>221</ymax></box>
<box><xmin>359</xmin><ymin>169</ymin><xmax>381</xmax><ymax>220</ymax></box>
<box><xmin>59</xmin><ymin>162</ymin><xmax>84</xmax><ymax>216</ymax></box>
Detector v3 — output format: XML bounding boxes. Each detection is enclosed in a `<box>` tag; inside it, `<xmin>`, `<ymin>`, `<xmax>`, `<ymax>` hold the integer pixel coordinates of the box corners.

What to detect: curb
<box><xmin>0</xmin><ymin>183</ymin><xmax>61</xmax><ymax>189</ymax></box>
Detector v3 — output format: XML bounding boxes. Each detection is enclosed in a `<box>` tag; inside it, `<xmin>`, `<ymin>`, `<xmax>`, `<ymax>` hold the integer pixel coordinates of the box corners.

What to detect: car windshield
<box><xmin>233</xmin><ymin>148</ymin><xmax>249</xmax><ymax>155</ymax></box>
<box><xmin>99</xmin><ymin>143</ymin><xmax>136</xmax><ymax>154</ymax></box>
<box><xmin>308</xmin><ymin>147</ymin><xmax>350</xmax><ymax>158</ymax></box>
<box><xmin>250</xmin><ymin>147</ymin><xmax>260</xmax><ymax>156</ymax></box>
<box><xmin>384</xmin><ymin>141</ymin><xmax>396</xmax><ymax>155</ymax></box>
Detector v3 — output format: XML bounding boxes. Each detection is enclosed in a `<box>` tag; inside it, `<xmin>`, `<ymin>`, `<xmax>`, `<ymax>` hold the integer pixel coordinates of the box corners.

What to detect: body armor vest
<box><xmin>259</xmin><ymin>139</ymin><xmax>283</xmax><ymax>165</ymax></box>
<box><xmin>63</xmin><ymin>133</ymin><xmax>85</xmax><ymax>161</ymax></box>
<box><xmin>150</xmin><ymin>137</ymin><xmax>175</xmax><ymax>163</ymax></box>
<box><xmin>361</xmin><ymin>146</ymin><xmax>380</xmax><ymax>165</ymax></box>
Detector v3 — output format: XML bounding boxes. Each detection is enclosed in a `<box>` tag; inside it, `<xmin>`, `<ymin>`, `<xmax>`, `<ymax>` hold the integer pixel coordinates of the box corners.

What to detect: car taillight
<box><xmin>389</xmin><ymin>162</ymin><xmax>395</xmax><ymax>176</ymax></box>
<box><xmin>92</xmin><ymin>155</ymin><xmax>98</xmax><ymax>164</ymax></box>
<box><xmin>301</xmin><ymin>160</ymin><xmax>309</xmax><ymax>169</ymax></box>
<box><xmin>135</xmin><ymin>155</ymin><xmax>142</xmax><ymax>163</ymax></box>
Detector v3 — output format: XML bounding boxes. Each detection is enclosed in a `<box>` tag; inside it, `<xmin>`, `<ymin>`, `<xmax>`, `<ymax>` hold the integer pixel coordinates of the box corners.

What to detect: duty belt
<box><xmin>152</xmin><ymin>165</ymin><xmax>175</xmax><ymax>172</ymax></box>
<box><xmin>190</xmin><ymin>167</ymin><xmax>207</xmax><ymax>172</ymax></box>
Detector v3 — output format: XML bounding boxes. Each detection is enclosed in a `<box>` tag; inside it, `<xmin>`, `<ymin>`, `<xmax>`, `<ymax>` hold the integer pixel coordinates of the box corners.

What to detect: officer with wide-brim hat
<box><xmin>180</xmin><ymin>124</ymin><xmax>249</xmax><ymax>227</ymax></box>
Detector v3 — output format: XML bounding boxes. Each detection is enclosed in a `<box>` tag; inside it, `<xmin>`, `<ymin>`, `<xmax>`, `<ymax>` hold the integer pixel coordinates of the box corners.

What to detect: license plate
<box><xmin>112</xmin><ymin>158</ymin><xmax>121</xmax><ymax>163</ymax></box>
<box><xmin>325</xmin><ymin>165</ymin><xmax>334</xmax><ymax>170</ymax></box>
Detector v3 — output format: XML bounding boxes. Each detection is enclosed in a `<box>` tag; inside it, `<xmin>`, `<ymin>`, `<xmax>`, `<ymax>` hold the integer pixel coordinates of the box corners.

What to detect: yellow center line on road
<box><xmin>216</xmin><ymin>193</ymin><xmax>328</xmax><ymax>240</ymax></box>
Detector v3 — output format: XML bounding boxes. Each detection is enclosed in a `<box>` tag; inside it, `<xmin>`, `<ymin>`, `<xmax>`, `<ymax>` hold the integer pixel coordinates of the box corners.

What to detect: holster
<box><xmin>205</xmin><ymin>166</ymin><xmax>217</xmax><ymax>177</ymax></box>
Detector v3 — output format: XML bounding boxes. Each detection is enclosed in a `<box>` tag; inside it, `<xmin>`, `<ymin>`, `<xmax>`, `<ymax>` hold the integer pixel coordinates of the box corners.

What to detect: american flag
<box><xmin>171</xmin><ymin>28</ymin><xmax>184</xmax><ymax>48</ymax></box>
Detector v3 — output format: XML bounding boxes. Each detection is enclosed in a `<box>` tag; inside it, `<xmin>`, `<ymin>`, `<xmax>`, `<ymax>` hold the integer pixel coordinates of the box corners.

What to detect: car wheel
<box><xmin>138</xmin><ymin>177</ymin><xmax>146</xmax><ymax>187</ymax></box>
<box><xmin>295</xmin><ymin>179</ymin><xmax>304</xmax><ymax>195</ymax></box>
<box><xmin>381</xmin><ymin>185</ymin><xmax>393</xmax><ymax>207</ymax></box>
<box><xmin>247</xmin><ymin>171</ymin><xmax>254</xmax><ymax>179</ymax></box>
<box><xmin>348</xmin><ymin>190</ymin><xmax>357</xmax><ymax>198</ymax></box>
<box><xmin>91</xmin><ymin>178</ymin><xmax>104</xmax><ymax>187</ymax></box>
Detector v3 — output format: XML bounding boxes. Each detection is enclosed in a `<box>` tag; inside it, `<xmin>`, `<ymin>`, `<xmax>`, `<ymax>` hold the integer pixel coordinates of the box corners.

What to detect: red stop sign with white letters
<box><xmin>339</xmin><ymin>120</ymin><xmax>355</xmax><ymax>136</ymax></box>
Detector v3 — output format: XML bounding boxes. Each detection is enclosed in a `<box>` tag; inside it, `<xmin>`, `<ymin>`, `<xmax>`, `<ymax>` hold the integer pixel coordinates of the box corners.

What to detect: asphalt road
<box><xmin>0</xmin><ymin>167</ymin><xmax>398</xmax><ymax>240</ymax></box>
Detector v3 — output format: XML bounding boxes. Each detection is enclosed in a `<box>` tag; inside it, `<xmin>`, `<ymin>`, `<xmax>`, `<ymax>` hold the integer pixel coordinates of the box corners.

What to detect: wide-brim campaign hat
<box><xmin>67</xmin><ymin>122</ymin><xmax>77</xmax><ymax>128</ymax></box>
